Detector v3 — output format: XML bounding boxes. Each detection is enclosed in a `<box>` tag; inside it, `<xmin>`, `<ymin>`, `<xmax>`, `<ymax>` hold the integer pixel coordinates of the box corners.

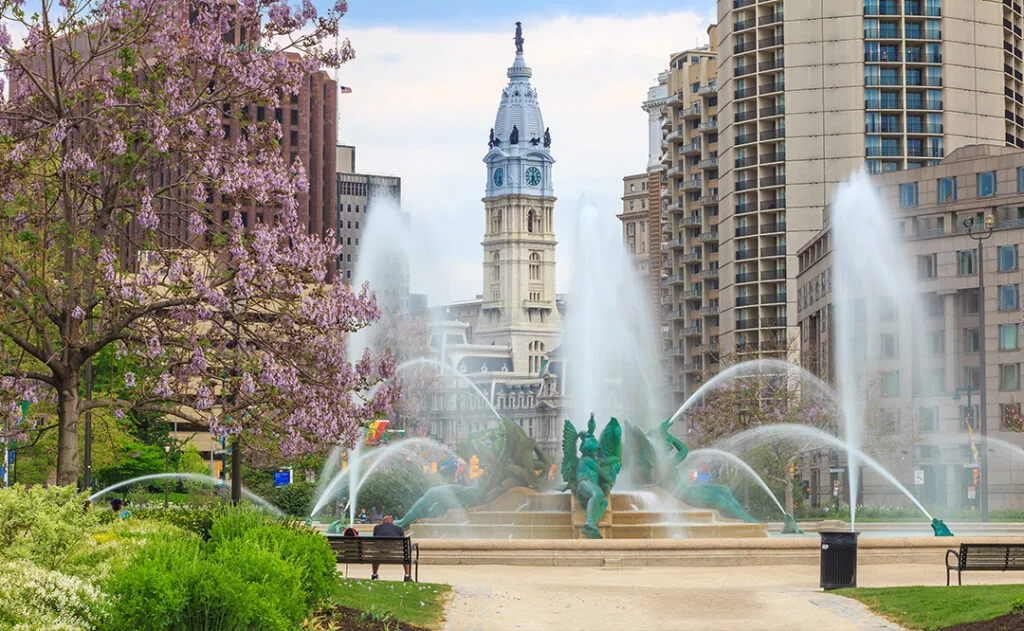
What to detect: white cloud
<box><xmin>334</xmin><ymin>11</ymin><xmax>713</xmax><ymax>304</ymax></box>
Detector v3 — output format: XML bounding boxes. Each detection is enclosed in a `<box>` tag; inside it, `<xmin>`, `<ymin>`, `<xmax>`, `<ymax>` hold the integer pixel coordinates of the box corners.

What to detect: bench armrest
<box><xmin>945</xmin><ymin>549</ymin><xmax>960</xmax><ymax>569</ymax></box>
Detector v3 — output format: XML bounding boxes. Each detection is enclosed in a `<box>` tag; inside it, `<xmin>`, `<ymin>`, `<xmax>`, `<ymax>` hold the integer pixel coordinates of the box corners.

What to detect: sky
<box><xmin>334</xmin><ymin>2</ymin><xmax>715</xmax><ymax>304</ymax></box>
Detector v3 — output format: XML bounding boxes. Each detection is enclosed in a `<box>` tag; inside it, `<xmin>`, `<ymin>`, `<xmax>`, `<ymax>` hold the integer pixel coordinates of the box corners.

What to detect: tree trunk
<box><xmin>784</xmin><ymin>477</ymin><xmax>794</xmax><ymax>515</ymax></box>
<box><xmin>56</xmin><ymin>375</ymin><xmax>81</xmax><ymax>486</ymax></box>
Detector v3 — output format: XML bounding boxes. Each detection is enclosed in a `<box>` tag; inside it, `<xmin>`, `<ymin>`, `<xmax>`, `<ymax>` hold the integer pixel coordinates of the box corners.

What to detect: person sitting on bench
<box><xmin>371</xmin><ymin>515</ymin><xmax>411</xmax><ymax>582</ymax></box>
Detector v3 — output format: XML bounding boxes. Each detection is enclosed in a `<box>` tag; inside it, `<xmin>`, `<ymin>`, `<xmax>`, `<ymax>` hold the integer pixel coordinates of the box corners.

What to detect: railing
<box><xmin>680</xmin><ymin>288</ymin><xmax>702</xmax><ymax>299</ymax></box>
<box><xmin>761</xmin><ymin>268</ymin><xmax>786</xmax><ymax>280</ymax></box>
<box><xmin>700</xmin><ymin>191</ymin><xmax>720</xmax><ymax>204</ymax></box>
<box><xmin>760</xmin><ymin>81</ymin><xmax>785</xmax><ymax>94</ymax></box>
<box><xmin>760</xmin><ymin>246</ymin><xmax>785</xmax><ymax>257</ymax></box>
<box><xmin>736</xmin><ymin>156</ymin><xmax>758</xmax><ymax>168</ymax></box>
<box><xmin>736</xmin><ymin>319</ymin><xmax>760</xmax><ymax>330</ymax></box>
<box><xmin>736</xmin><ymin>272</ymin><xmax>758</xmax><ymax>283</ymax></box>
<box><xmin>736</xmin><ymin>65</ymin><xmax>756</xmax><ymax>77</ymax></box>
<box><xmin>760</xmin><ymin>151</ymin><xmax>786</xmax><ymax>164</ymax></box>
<box><xmin>760</xmin><ymin>198</ymin><xmax>785</xmax><ymax>210</ymax></box>
<box><xmin>735</xmin><ymin>109</ymin><xmax>757</xmax><ymax>123</ymax></box>
<box><xmin>759</xmin><ymin>12</ymin><xmax>783</xmax><ymax>25</ymax></box>
<box><xmin>736</xmin><ymin>179</ymin><xmax>757</xmax><ymax>191</ymax></box>
<box><xmin>735</xmin><ymin>87</ymin><xmax>757</xmax><ymax>99</ymax></box>
<box><xmin>698</xmin><ymin>231</ymin><xmax>719</xmax><ymax>241</ymax></box>
<box><xmin>760</xmin><ymin>175</ymin><xmax>786</xmax><ymax>187</ymax></box>
<box><xmin>698</xmin><ymin>81</ymin><xmax>718</xmax><ymax>95</ymax></box>
<box><xmin>735</xmin><ymin>225</ymin><xmax>758</xmax><ymax>237</ymax></box>
<box><xmin>760</xmin><ymin>105</ymin><xmax>784</xmax><ymax>117</ymax></box>
<box><xmin>680</xmin><ymin>215</ymin><xmax>702</xmax><ymax>226</ymax></box>
<box><xmin>760</xmin><ymin>222</ymin><xmax>786</xmax><ymax>233</ymax></box>
<box><xmin>759</xmin><ymin>58</ymin><xmax>785</xmax><ymax>72</ymax></box>
<box><xmin>700</xmin><ymin>304</ymin><xmax>720</xmax><ymax>315</ymax></box>
<box><xmin>866</xmin><ymin>122</ymin><xmax>903</xmax><ymax>133</ymax></box>
<box><xmin>759</xmin><ymin>35</ymin><xmax>784</xmax><ymax>48</ymax></box>
<box><xmin>700</xmin><ymin>268</ymin><xmax>720</xmax><ymax>279</ymax></box>
<box><xmin>736</xmin><ymin>295</ymin><xmax>759</xmax><ymax>306</ymax></box>
<box><xmin>761</xmin><ymin>293</ymin><xmax>784</xmax><ymax>304</ymax></box>
<box><xmin>698</xmin><ymin>156</ymin><xmax>719</xmax><ymax>169</ymax></box>
<box><xmin>734</xmin><ymin>40</ymin><xmax>755</xmax><ymax>54</ymax></box>
<box><xmin>681</xmin><ymin>103</ymin><xmax>702</xmax><ymax>117</ymax></box>
<box><xmin>864</xmin><ymin>27</ymin><xmax>902</xmax><ymax>39</ymax></box>
<box><xmin>737</xmin><ymin>249</ymin><xmax>758</xmax><ymax>260</ymax></box>
<box><xmin>735</xmin><ymin>134</ymin><xmax>757</xmax><ymax>146</ymax></box>
<box><xmin>760</xmin><ymin>128</ymin><xmax>785</xmax><ymax>141</ymax></box>
<box><xmin>735</xmin><ymin>18</ymin><xmax>756</xmax><ymax>31</ymax></box>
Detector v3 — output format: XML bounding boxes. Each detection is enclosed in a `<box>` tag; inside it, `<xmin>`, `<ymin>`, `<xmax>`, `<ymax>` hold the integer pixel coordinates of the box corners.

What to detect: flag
<box><xmin>339</xmin><ymin>86</ymin><xmax>353</xmax><ymax>94</ymax></box>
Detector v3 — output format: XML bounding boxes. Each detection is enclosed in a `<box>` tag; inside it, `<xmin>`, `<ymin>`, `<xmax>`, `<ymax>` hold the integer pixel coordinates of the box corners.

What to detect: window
<box><xmin>963</xmin><ymin>289</ymin><xmax>980</xmax><ymax>314</ymax></box>
<box><xmin>926</xmin><ymin>292</ymin><xmax>944</xmax><ymax>317</ymax></box>
<box><xmin>1002</xmin><ymin>403</ymin><xmax>1023</xmax><ymax>430</ymax></box>
<box><xmin>962</xmin><ymin>366</ymin><xmax>981</xmax><ymax>390</ymax></box>
<box><xmin>918</xmin><ymin>367</ymin><xmax>945</xmax><ymax>394</ymax></box>
<box><xmin>529</xmin><ymin>252</ymin><xmax>541</xmax><ymax>281</ymax></box>
<box><xmin>917</xmin><ymin>254</ymin><xmax>937</xmax><ymax>279</ymax></box>
<box><xmin>960</xmin><ymin>404</ymin><xmax>980</xmax><ymax>431</ymax></box>
<box><xmin>881</xmin><ymin>333</ymin><xmax>899</xmax><ymax>359</ymax></box>
<box><xmin>1001</xmin><ymin>324</ymin><xmax>1020</xmax><ymax>351</ymax></box>
<box><xmin>527</xmin><ymin>210</ymin><xmax>535</xmax><ymax>233</ymax></box>
<box><xmin>956</xmin><ymin>250</ymin><xmax>977</xmax><ymax>275</ymax></box>
<box><xmin>881</xmin><ymin>371</ymin><xmax>900</xmax><ymax>396</ymax></box>
<box><xmin>919</xmin><ymin>407</ymin><xmax>939</xmax><ymax>433</ymax></box>
<box><xmin>978</xmin><ymin>171</ymin><xmax>997</xmax><ymax>197</ymax></box>
<box><xmin>1001</xmin><ymin>364</ymin><xmax>1022</xmax><ymax>391</ymax></box>
<box><xmin>1019</xmin><ymin>168</ymin><xmax>1024</xmax><ymax>192</ymax></box>
<box><xmin>963</xmin><ymin>328</ymin><xmax>980</xmax><ymax>353</ymax></box>
<box><xmin>938</xmin><ymin>177</ymin><xmax>957</xmax><ymax>202</ymax></box>
<box><xmin>899</xmin><ymin>183</ymin><xmax>918</xmax><ymax>207</ymax></box>
<box><xmin>998</xmin><ymin>245</ymin><xmax>1019</xmax><ymax>271</ymax></box>
<box><xmin>290</xmin><ymin>109</ymin><xmax>299</xmax><ymax>125</ymax></box>
<box><xmin>999</xmin><ymin>284</ymin><xmax>1020</xmax><ymax>311</ymax></box>
<box><xmin>926</xmin><ymin>330</ymin><xmax>945</xmax><ymax>356</ymax></box>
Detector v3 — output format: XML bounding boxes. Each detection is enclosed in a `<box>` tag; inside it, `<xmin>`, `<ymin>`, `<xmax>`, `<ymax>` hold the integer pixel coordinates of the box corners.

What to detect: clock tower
<box><xmin>476</xmin><ymin>22</ymin><xmax>561</xmax><ymax>373</ymax></box>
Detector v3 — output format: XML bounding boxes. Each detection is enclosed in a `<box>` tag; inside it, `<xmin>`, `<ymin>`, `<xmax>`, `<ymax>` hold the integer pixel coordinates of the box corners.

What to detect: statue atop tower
<box><xmin>515</xmin><ymin>21</ymin><xmax>524</xmax><ymax>54</ymax></box>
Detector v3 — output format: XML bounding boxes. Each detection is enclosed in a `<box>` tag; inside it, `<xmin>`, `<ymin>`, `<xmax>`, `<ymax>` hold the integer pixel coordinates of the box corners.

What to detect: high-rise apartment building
<box><xmin>713</xmin><ymin>0</ymin><xmax>1009</xmax><ymax>368</ymax></box>
<box><xmin>652</xmin><ymin>26</ymin><xmax>722</xmax><ymax>407</ymax></box>
<box><xmin>618</xmin><ymin>173</ymin><xmax>651</xmax><ymax>273</ymax></box>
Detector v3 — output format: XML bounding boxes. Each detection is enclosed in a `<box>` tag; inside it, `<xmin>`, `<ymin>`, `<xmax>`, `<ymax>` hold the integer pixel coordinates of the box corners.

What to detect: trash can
<box><xmin>820</xmin><ymin>531</ymin><xmax>859</xmax><ymax>590</ymax></box>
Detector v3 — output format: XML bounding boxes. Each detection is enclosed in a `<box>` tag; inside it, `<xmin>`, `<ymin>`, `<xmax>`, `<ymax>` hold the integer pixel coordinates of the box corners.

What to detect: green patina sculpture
<box><xmin>781</xmin><ymin>513</ymin><xmax>804</xmax><ymax>534</ymax></box>
<box><xmin>624</xmin><ymin>418</ymin><xmax>759</xmax><ymax>524</ymax></box>
<box><xmin>931</xmin><ymin>518</ymin><xmax>954</xmax><ymax>537</ymax></box>
<box><xmin>561</xmin><ymin>415</ymin><xmax>622</xmax><ymax>538</ymax></box>
<box><xmin>395</xmin><ymin>418</ymin><xmax>552</xmax><ymax>530</ymax></box>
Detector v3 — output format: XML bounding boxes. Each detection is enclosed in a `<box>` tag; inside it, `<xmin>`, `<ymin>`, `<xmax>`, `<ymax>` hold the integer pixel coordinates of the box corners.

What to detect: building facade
<box><xmin>798</xmin><ymin>145</ymin><xmax>1024</xmax><ymax>510</ymax></box>
<box><xmin>422</xmin><ymin>25</ymin><xmax>565</xmax><ymax>455</ymax></box>
<box><xmin>618</xmin><ymin>173</ymin><xmax>650</xmax><ymax>273</ymax></box>
<box><xmin>714</xmin><ymin>0</ymin><xmax>1010</xmax><ymax>369</ymax></box>
<box><xmin>656</xmin><ymin>28</ymin><xmax>723</xmax><ymax>407</ymax></box>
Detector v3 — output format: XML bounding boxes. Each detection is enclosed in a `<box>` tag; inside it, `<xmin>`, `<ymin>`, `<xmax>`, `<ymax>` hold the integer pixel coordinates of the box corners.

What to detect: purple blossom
<box><xmin>124</xmin><ymin>372</ymin><xmax>136</xmax><ymax>388</ymax></box>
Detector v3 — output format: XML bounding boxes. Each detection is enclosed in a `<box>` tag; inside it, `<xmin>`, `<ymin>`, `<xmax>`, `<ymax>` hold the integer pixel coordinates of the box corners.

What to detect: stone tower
<box><xmin>476</xmin><ymin>22</ymin><xmax>562</xmax><ymax>374</ymax></box>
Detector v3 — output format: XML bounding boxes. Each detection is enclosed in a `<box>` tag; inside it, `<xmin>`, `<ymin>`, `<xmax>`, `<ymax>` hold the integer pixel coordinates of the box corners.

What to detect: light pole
<box><xmin>963</xmin><ymin>214</ymin><xmax>995</xmax><ymax>522</ymax></box>
<box><xmin>163</xmin><ymin>444</ymin><xmax>170</xmax><ymax>509</ymax></box>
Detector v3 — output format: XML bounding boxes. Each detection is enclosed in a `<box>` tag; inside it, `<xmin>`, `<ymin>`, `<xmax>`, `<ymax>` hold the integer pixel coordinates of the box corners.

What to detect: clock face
<box><xmin>525</xmin><ymin>166</ymin><xmax>542</xmax><ymax>187</ymax></box>
<box><xmin>493</xmin><ymin>167</ymin><xmax>504</xmax><ymax>187</ymax></box>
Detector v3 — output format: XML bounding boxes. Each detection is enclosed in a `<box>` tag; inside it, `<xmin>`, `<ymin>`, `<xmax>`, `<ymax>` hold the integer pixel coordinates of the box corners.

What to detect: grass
<box><xmin>331</xmin><ymin>577</ymin><xmax>451</xmax><ymax>629</ymax></box>
<box><xmin>837</xmin><ymin>584</ymin><xmax>1024</xmax><ymax>630</ymax></box>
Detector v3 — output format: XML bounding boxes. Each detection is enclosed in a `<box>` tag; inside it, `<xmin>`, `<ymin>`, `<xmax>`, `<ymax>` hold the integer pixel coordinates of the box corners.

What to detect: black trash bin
<box><xmin>820</xmin><ymin>531</ymin><xmax>859</xmax><ymax>590</ymax></box>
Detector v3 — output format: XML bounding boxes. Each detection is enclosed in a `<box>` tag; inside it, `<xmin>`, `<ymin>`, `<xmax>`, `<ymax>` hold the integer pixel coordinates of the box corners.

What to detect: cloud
<box><xmin>334</xmin><ymin>11</ymin><xmax>714</xmax><ymax>303</ymax></box>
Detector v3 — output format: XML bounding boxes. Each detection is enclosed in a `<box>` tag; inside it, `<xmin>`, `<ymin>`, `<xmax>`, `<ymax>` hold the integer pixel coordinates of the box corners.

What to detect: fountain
<box><xmin>87</xmin><ymin>473</ymin><xmax>284</xmax><ymax>516</ymax></box>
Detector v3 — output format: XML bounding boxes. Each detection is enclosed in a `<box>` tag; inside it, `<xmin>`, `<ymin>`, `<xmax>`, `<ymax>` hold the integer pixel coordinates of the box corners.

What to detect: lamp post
<box><xmin>163</xmin><ymin>444</ymin><xmax>170</xmax><ymax>509</ymax></box>
<box><xmin>962</xmin><ymin>214</ymin><xmax>994</xmax><ymax>522</ymax></box>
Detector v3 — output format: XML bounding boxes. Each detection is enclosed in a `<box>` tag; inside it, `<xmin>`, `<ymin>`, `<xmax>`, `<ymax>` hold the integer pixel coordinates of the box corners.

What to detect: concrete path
<box><xmin>353</xmin><ymin>563</ymin><xmax>1024</xmax><ymax>631</ymax></box>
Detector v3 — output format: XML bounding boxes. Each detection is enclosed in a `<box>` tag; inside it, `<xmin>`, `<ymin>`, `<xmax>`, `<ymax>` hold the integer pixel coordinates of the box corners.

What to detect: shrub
<box><xmin>1011</xmin><ymin>596</ymin><xmax>1024</xmax><ymax>614</ymax></box>
<box><xmin>0</xmin><ymin>559</ymin><xmax>105</xmax><ymax>631</ymax></box>
<box><xmin>0</xmin><ymin>485</ymin><xmax>97</xmax><ymax>570</ymax></box>
<box><xmin>104</xmin><ymin>510</ymin><xmax>335</xmax><ymax>630</ymax></box>
<box><xmin>130</xmin><ymin>505</ymin><xmax>226</xmax><ymax>540</ymax></box>
<box><xmin>209</xmin><ymin>508</ymin><xmax>336</xmax><ymax>605</ymax></box>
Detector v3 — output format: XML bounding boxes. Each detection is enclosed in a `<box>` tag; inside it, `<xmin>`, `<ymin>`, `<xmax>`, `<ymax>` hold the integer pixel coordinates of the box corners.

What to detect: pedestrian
<box><xmin>358</xmin><ymin>507</ymin><xmax>368</xmax><ymax>522</ymax></box>
<box><xmin>110</xmin><ymin>497</ymin><xmax>130</xmax><ymax>519</ymax></box>
<box><xmin>371</xmin><ymin>516</ymin><xmax>411</xmax><ymax>582</ymax></box>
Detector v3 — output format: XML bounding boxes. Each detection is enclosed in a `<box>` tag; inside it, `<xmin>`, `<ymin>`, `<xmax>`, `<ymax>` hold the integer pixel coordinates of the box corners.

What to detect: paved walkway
<box><xmin>354</xmin><ymin>563</ymin><xmax>1024</xmax><ymax>631</ymax></box>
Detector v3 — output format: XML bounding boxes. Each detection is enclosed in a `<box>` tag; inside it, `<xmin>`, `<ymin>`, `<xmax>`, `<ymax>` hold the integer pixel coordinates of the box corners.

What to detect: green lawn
<box><xmin>331</xmin><ymin>577</ymin><xmax>451</xmax><ymax>629</ymax></box>
<box><xmin>837</xmin><ymin>584</ymin><xmax>1024</xmax><ymax>630</ymax></box>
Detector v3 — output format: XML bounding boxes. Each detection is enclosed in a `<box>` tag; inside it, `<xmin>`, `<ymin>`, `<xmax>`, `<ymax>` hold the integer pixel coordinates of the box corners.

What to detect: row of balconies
<box><xmin>735</xmin><ymin>268</ymin><xmax>786</xmax><ymax>284</ymax></box>
<box><xmin>734</xmin><ymin>294</ymin><xmax>785</xmax><ymax>307</ymax></box>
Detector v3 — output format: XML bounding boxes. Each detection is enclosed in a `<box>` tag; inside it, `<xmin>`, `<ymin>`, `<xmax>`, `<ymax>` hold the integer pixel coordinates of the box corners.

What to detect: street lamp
<box><xmin>163</xmin><ymin>444</ymin><xmax>171</xmax><ymax>509</ymax></box>
<box><xmin>961</xmin><ymin>214</ymin><xmax>995</xmax><ymax>522</ymax></box>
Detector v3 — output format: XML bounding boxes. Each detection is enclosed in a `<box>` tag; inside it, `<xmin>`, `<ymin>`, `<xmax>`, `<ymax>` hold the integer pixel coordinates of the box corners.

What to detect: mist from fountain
<box><xmin>682</xmin><ymin>448</ymin><xmax>787</xmax><ymax>518</ymax></box>
<box><xmin>563</xmin><ymin>200</ymin><xmax>665</xmax><ymax>430</ymax></box>
<box><xmin>396</xmin><ymin>358</ymin><xmax>502</xmax><ymax>421</ymax></box>
<box><xmin>309</xmin><ymin>436</ymin><xmax>460</xmax><ymax>518</ymax></box>
<box><xmin>667</xmin><ymin>359</ymin><xmax>837</xmax><ymax>426</ymax></box>
<box><xmin>87</xmin><ymin>473</ymin><xmax>284</xmax><ymax>516</ymax></box>
<box><xmin>831</xmin><ymin>173</ymin><xmax>930</xmax><ymax>530</ymax></box>
<box><xmin>715</xmin><ymin>424</ymin><xmax>932</xmax><ymax>521</ymax></box>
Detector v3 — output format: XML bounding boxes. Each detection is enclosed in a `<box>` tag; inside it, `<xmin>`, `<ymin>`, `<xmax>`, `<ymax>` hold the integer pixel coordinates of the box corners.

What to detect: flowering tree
<box><xmin>0</xmin><ymin>0</ymin><xmax>399</xmax><ymax>485</ymax></box>
<box><xmin>685</xmin><ymin>355</ymin><xmax>838</xmax><ymax>514</ymax></box>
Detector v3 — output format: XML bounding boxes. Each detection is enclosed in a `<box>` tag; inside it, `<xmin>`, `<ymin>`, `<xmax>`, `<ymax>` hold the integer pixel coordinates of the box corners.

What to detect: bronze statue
<box><xmin>509</xmin><ymin>124</ymin><xmax>519</xmax><ymax>145</ymax></box>
<box><xmin>543</xmin><ymin>127</ymin><xmax>551</xmax><ymax>148</ymax></box>
<box><xmin>562</xmin><ymin>415</ymin><xmax>622</xmax><ymax>538</ymax></box>
<box><xmin>488</xmin><ymin>128</ymin><xmax>496</xmax><ymax>148</ymax></box>
<box><xmin>529</xmin><ymin>137</ymin><xmax>540</xmax><ymax>146</ymax></box>
<box><xmin>515</xmin><ymin>21</ymin><xmax>524</xmax><ymax>54</ymax></box>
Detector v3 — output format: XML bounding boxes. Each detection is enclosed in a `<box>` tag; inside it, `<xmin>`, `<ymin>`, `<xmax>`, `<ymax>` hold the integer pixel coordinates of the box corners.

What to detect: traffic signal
<box><xmin>469</xmin><ymin>455</ymin><xmax>482</xmax><ymax>480</ymax></box>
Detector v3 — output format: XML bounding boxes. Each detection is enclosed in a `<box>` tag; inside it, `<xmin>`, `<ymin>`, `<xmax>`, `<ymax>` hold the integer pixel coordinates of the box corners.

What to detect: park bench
<box><xmin>325</xmin><ymin>534</ymin><xmax>419</xmax><ymax>582</ymax></box>
<box><xmin>945</xmin><ymin>543</ymin><xmax>1024</xmax><ymax>586</ymax></box>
